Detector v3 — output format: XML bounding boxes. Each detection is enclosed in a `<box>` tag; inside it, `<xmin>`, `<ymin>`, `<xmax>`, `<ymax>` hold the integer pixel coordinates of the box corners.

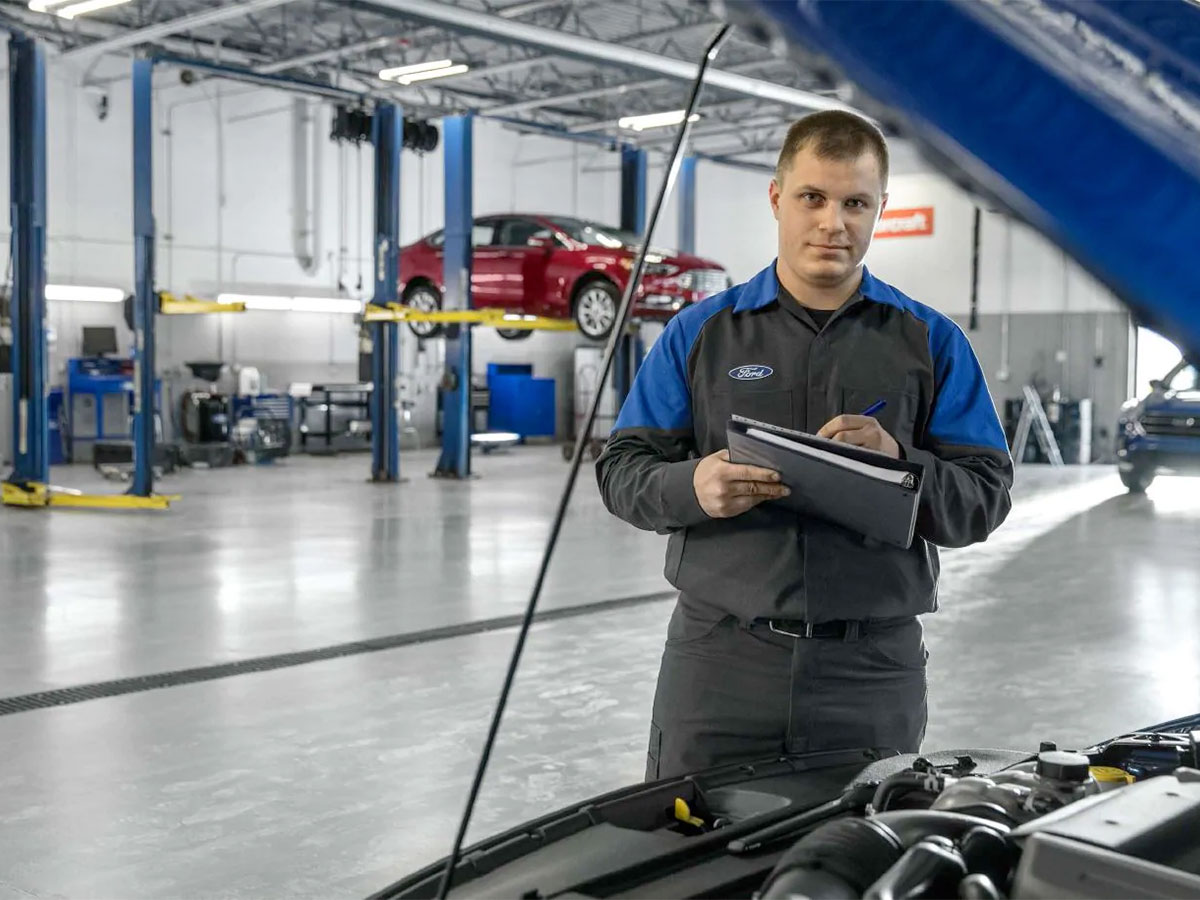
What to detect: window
<box><xmin>472</xmin><ymin>223</ymin><xmax>496</xmax><ymax>247</ymax></box>
<box><xmin>1167</xmin><ymin>363</ymin><xmax>1199</xmax><ymax>392</ymax></box>
<box><xmin>1135</xmin><ymin>327</ymin><xmax>1183</xmax><ymax>398</ymax></box>
<box><xmin>425</xmin><ymin>224</ymin><xmax>496</xmax><ymax>248</ymax></box>
<box><xmin>495</xmin><ymin>218</ymin><xmax>549</xmax><ymax>248</ymax></box>
<box><xmin>551</xmin><ymin>217</ymin><xmax>640</xmax><ymax>249</ymax></box>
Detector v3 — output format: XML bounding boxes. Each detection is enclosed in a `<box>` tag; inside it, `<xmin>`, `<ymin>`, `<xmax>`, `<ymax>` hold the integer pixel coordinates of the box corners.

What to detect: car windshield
<box><xmin>551</xmin><ymin>217</ymin><xmax>641</xmax><ymax>249</ymax></box>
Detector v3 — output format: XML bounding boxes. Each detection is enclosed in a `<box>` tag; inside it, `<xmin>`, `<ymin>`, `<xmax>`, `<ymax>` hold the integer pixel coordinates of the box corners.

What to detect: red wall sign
<box><xmin>875</xmin><ymin>207</ymin><xmax>935</xmax><ymax>238</ymax></box>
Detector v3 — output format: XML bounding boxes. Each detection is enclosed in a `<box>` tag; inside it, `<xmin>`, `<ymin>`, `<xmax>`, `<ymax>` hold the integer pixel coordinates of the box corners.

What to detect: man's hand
<box><xmin>693</xmin><ymin>449</ymin><xmax>790</xmax><ymax>519</ymax></box>
<box><xmin>816</xmin><ymin>415</ymin><xmax>901</xmax><ymax>458</ymax></box>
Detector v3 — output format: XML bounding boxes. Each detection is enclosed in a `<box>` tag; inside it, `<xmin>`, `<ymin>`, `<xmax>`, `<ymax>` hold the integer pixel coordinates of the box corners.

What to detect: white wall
<box><xmin>866</xmin><ymin>174</ymin><xmax>1123</xmax><ymax>317</ymax></box>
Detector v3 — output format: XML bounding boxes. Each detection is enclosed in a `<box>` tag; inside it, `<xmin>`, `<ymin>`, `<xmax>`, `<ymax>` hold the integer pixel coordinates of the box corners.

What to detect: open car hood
<box><xmin>375</xmin><ymin>713</ymin><xmax>1200</xmax><ymax>899</ymax></box>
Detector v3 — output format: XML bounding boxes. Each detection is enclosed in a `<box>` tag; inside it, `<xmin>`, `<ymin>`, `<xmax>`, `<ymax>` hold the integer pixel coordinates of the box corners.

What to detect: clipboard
<box><xmin>726</xmin><ymin>414</ymin><xmax>924</xmax><ymax>548</ymax></box>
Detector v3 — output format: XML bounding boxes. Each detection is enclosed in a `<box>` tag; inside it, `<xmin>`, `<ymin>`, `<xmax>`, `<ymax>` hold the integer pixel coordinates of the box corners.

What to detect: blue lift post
<box><xmin>7</xmin><ymin>35</ymin><xmax>49</xmax><ymax>487</ymax></box>
<box><xmin>370</xmin><ymin>104</ymin><xmax>402</xmax><ymax>482</ymax></box>
<box><xmin>614</xmin><ymin>144</ymin><xmax>648</xmax><ymax>406</ymax></box>
<box><xmin>130</xmin><ymin>58</ymin><xmax>157</xmax><ymax>497</ymax></box>
<box><xmin>678</xmin><ymin>155</ymin><xmax>698</xmax><ymax>255</ymax></box>
<box><xmin>434</xmin><ymin>114</ymin><xmax>474</xmax><ymax>479</ymax></box>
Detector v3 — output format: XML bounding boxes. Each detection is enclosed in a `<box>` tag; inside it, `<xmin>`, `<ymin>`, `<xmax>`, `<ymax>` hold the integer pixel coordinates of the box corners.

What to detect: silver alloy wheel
<box><xmin>576</xmin><ymin>285</ymin><xmax>616</xmax><ymax>339</ymax></box>
<box><xmin>406</xmin><ymin>287</ymin><xmax>440</xmax><ymax>337</ymax></box>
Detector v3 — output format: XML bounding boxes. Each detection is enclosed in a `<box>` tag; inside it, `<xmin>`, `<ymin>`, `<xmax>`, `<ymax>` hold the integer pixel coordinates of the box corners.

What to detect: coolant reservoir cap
<box><xmin>1037</xmin><ymin>750</ymin><xmax>1091</xmax><ymax>782</ymax></box>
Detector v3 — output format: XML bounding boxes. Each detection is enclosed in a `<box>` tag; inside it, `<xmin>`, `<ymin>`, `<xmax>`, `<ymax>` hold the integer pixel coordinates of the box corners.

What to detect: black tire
<box><xmin>496</xmin><ymin>328</ymin><xmax>533</xmax><ymax>341</ymax></box>
<box><xmin>1120</xmin><ymin>467</ymin><xmax>1155</xmax><ymax>493</ymax></box>
<box><xmin>403</xmin><ymin>282</ymin><xmax>443</xmax><ymax>338</ymax></box>
<box><xmin>573</xmin><ymin>279</ymin><xmax>620</xmax><ymax>341</ymax></box>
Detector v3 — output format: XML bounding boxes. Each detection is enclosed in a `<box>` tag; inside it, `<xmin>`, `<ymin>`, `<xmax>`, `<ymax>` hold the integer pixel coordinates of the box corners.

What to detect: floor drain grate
<box><xmin>0</xmin><ymin>590</ymin><xmax>675</xmax><ymax>717</ymax></box>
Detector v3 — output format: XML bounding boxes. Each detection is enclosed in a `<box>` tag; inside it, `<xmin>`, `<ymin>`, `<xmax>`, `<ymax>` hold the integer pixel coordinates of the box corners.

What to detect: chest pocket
<box><xmin>706</xmin><ymin>386</ymin><xmax>794</xmax><ymax>453</ymax></box>
<box><xmin>839</xmin><ymin>386</ymin><xmax>920</xmax><ymax>446</ymax></box>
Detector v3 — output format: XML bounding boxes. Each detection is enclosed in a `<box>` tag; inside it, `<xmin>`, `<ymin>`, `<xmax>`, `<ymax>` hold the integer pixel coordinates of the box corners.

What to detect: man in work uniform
<box><xmin>596</xmin><ymin>110</ymin><xmax>1013</xmax><ymax>780</ymax></box>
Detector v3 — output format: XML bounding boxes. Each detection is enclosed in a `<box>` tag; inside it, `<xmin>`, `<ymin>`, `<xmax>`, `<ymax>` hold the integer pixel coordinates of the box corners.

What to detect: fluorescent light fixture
<box><xmin>218</xmin><ymin>293</ymin><xmax>362</xmax><ymax>314</ymax></box>
<box><xmin>379</xmin><ymin>59</ymin><xmax>455</xmax><ymax>80</ymax></box>
<box><xmin>219</xmin><ymin>293</ymin><xmax>292</xmax><ymax>311</ymax></box>
<box><xmin>29</xmin><ymin>0</ymin><xmax>131</xmax><ymax>18</ymax></box>
<box><xmin>45</xmin><ymin>284</ymin><xmax>125</xmax><ymax>303</ymax></box>
<box><xmin>617</xmin><ymin>110</ymin><xmax>701</xmax><ymax>132</ymax></box>
<box><xmin>290</xmin><ymin>297</ymin><xmax>362</xmax><ymax>314</ymax></box>
<box><xmin>397</xmin><ymin>63</ymin><xmax>469</xmax><ymax>85</ymax></box>
<box><xmin>379</xmin><ymin>58</ymin><xmax>470</xmax><ymax>85</ymax></box>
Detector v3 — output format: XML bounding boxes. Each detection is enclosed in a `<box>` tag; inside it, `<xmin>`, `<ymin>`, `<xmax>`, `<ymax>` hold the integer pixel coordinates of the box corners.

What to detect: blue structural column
<box><xmin>614</xmin><ymin>145</ymin><xmax>648</xmax><ymax>406</ymax></box>
<box><xmin>434</xmin><ymin>115</ymin><xmax>473</xmax><ymax>479</ymax></box>
<box><xmin>678</xmin><ymin>155</ymin><xmax>698</xmax><ymax>255</ymax></box>
<box><xmin>7</xmin><ymin>35</ymin><xmax>49</xmax><ymax>486</ymax></box>
<box><xmin>370</xmin><ymin>104</ymin><xmax>402</xmax><ymax>482</ymax></box>
<box><xmin>130</xmin><ymin>59</ymin><xmax>157</xmax><ymax>497</ymax></box>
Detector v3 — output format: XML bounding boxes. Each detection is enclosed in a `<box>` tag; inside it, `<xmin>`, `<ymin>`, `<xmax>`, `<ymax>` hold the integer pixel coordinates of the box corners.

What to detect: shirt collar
<box><xmin>734</xmin><ymin>260</ymin><xmax>882</xmax><ymax>313</ymax></box>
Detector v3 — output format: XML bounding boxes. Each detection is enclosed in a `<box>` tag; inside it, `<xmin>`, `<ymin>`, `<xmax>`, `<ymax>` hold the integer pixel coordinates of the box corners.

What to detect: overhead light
<box><xmin>618</xmin><ymin>110</ymin><xmax>701</xmax><ymax>132</ymax></box>
<box><xmin>378</xmin><ymin>59</ymin><xmax>470</xmax><ymax>85</ymax></box>
<box><xmin>45</xmin><ymin>284</ymin><xmax>125</xmax><ymax>303</ymax></box>
<box><xmin>218</xmin><ymin>293</ymin><xmax>362</xmax><ymax>314</ymax></box>
<box><xmin>289</xmin><ymin>297</ymin><xmax>362</xmax><ymax>314</ymax></box>
<box><xmin>379</xmin><ymin>59</ymin><xmax>455</xmax><ymax>80</ymax></box>
<box><xmin>219</xmin><ymin>293</ymin><xmax>292</xmax><ymax>311</ymax></box>
<box><xmin>29</xmin><ymin>0</ymin><xmax>132</xmax><ymax>19</ymax></box>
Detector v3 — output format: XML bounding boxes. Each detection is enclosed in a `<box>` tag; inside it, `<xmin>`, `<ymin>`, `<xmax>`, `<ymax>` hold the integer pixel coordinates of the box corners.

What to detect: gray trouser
<box><xmin>645</xmin><ymin>604</ymin><xmax>928</xmax><ymax>781</ymax></box>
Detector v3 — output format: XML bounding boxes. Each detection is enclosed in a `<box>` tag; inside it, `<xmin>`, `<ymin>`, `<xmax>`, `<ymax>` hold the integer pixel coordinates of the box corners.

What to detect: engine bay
<box><xmin>758</xmin><ymin>728</ymin><xmax>1200</xmax><ymax>899</ymax></box>
<box><xmin>376</xmin><ymin>719</ymin><xmax>1200</xmax><ymax>899</ymax></box>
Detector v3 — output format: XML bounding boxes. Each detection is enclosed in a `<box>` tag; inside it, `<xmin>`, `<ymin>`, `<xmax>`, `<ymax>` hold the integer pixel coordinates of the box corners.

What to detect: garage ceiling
<box><xmin>0</xmin><ymin>0</ymin><xmax>854</xmax><ymax>164</ymax></box>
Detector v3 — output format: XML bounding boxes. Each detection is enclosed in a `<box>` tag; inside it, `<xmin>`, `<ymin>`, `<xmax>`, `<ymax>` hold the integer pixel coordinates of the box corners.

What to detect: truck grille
<box><xmin>1141</xmin><ymin>412</ymin><xmax>1200</xmax><ymax>437</ymax></box>
<box><xmin>688</xmin><ymin>269</ymin><xmax>729</xmax><ymax>297</ymax></box>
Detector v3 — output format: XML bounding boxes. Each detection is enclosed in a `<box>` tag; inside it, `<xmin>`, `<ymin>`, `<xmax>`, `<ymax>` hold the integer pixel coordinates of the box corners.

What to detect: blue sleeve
<box><xmin>927</xmin><ymin>321</ymin><xmax>1009</xmax><ymax>452</ymax></box>
<box><xmin>900</xmin><ymin>315</ymin><xmax>1013</xmax><ymax>548</ymax></box>
<box><xmin>597</xmin><ymin>314</ymin><xmax>710</xmax><ymax>532</ymax></box>
<box><xmin>614</xmin><ymin>315</ymin><xmax>694</xmax><ymax>432</ymax></box>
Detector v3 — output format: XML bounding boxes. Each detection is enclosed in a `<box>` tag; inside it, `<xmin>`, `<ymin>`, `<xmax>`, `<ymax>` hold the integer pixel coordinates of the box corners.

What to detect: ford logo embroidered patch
<box><xmin>729</xmin><ymin>365</ymin><xmax>774</xmax><ymax>381</ymax></box>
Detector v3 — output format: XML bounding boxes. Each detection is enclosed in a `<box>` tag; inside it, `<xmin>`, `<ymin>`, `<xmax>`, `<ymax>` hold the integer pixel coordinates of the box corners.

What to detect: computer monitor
<box><xmin>82</xmin><ymin>326</ymin><xmax>118</xmax><ymax>357</ymax></box>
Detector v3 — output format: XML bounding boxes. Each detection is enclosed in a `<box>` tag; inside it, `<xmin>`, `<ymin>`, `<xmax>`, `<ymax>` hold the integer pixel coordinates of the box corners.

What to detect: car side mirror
<box><xmin>1150</xmin><ymin>379</ymin><xmax>1167</xmax><ymax>392</ymax></box>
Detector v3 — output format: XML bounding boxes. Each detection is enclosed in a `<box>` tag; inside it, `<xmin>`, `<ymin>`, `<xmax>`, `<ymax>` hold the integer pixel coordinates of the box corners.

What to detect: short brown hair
<box><xmin>774</xmin><ymin>110</ymin><xmax>889</xmax><ymax>189</ymax></box>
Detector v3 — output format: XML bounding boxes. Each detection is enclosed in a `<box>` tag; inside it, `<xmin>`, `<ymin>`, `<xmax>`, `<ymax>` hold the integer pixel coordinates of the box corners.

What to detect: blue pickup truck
<box><xmin>1116</xmin><ymin>359</ymin><xmax>1200</xmax><ymax>492</ymax></box>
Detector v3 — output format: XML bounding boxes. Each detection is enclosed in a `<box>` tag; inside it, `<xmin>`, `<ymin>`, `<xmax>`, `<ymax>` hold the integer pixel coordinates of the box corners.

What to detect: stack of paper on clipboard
<box><xmin>726</xmin><ymin>414</ymin><xmax>925</xmax><ymax>548</ymax></box>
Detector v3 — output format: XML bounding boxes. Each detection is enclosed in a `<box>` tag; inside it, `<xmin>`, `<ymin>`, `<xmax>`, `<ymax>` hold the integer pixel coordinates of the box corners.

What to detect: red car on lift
<box><xmin>397</xmin><ymin>213</ymin><xmax>730</xmax><ymax>341</ymax></box>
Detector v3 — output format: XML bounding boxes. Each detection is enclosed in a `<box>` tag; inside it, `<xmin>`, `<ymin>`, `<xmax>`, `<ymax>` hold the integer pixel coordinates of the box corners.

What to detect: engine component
<box><xmin>1011</xmin><ymin>769</ymin><xmax>1200</xmax><ymax>898</ymax></box>
<box><xmin>759</xmin><ymin>817</ymin><xmax>904</xmax><ymax>899</ymax></box>
<box><xmin>760</xmin><ymin>812</ymin><xmax>1006</xmax><ymax>899</ymax></box>
<box><xmin>863</xmin><ymin>834</ymin><xmax>966</xmax><ymax>900</ymax></box>
<box><xmin>929</xmin><ymin>751</ymin><xmax>1099</xmax><ymax>826</ymax></box>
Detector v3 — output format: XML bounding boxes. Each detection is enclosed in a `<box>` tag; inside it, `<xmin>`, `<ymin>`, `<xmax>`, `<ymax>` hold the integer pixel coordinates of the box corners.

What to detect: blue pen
<box><xmin>861</xmin><ymin>399</ymin><xmax>888</xmax><ymax>417</ymax></box>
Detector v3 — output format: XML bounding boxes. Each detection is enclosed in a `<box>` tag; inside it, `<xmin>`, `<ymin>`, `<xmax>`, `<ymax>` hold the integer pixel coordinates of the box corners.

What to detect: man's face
<box><xmin>768</xmin><ymin>144</ymin><xmax>887</xmax><ymax>291</ymax></box>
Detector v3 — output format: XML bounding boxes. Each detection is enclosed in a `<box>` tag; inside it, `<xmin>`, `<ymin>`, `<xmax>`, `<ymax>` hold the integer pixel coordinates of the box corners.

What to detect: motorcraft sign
<box><xmin>875</xmin><ymin>207</ymin><xmax>934</xmax><ymax>238</ymax></box>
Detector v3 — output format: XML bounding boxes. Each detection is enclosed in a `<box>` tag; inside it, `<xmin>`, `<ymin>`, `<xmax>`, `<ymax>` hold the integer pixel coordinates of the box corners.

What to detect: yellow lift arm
<box><xmin>158</xmin><ymin>291</ymin><xmax>245</xmax><ymax>315</ymax></box>
<box><xmin>2</xmin><ymin>480</ymin><xmax>178</xmax><ymax>510</ymax></box>
<box><xmin>363</xmin><ymin>303</ymin><xmax>578</xmax><ymax>331</ymax></box>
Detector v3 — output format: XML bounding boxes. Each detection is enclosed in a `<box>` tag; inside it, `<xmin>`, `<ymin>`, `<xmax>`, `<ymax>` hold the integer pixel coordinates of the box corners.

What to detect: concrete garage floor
<box><xmin>0</xmin><ymin>447</ymin><xmax>1198</xmax><ymax>898</ymax></box>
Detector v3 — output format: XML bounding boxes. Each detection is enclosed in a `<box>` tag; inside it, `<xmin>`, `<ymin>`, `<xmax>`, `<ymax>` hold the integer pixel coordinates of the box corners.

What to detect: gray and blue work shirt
<box><xmin>596</xmin><ymin>262</ymin><xmax>1014</xmax><ymax>624</ymax></box>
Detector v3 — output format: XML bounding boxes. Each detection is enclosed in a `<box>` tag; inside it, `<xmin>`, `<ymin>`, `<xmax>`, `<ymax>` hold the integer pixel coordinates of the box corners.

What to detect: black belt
<box><xmin>755</xmin><ymin>616</ymin><xmax>912</xmax><ymax>640</ymax></box>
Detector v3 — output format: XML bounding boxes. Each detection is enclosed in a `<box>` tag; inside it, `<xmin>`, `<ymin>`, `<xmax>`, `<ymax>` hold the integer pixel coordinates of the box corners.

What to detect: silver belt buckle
<box><xmin>769</xmin><ymin>620</ymin><xmax>814</xmax><ymax>639</ymax></box>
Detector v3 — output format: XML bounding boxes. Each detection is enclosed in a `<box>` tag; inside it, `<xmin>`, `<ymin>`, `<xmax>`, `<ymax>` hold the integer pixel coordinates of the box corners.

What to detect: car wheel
<box><xmin>496</xmin><ymin>328</ymin><xmax>533</xmax><ymax>341</ymax></box>
<box><xmin>403</xmin><ymin>284</ymin><xmax>443</xmax><ymax>338</ymax></box>
<box><xmin>574</xmin><ymin>281</ymin><xmax>619</xmax><ymax>341</ymax></box>
<box><xmin>1120</xmin><ymin>467</ymin><xmax>1155</xmax><ymax>493</ymax></box>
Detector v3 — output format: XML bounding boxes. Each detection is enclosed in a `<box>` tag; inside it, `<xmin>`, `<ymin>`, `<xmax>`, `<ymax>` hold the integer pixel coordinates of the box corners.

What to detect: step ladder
<box><xmin>1011</xmin><ymin>385</ymin><xmax>1064</xmax><ymax>466</ymax></box>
